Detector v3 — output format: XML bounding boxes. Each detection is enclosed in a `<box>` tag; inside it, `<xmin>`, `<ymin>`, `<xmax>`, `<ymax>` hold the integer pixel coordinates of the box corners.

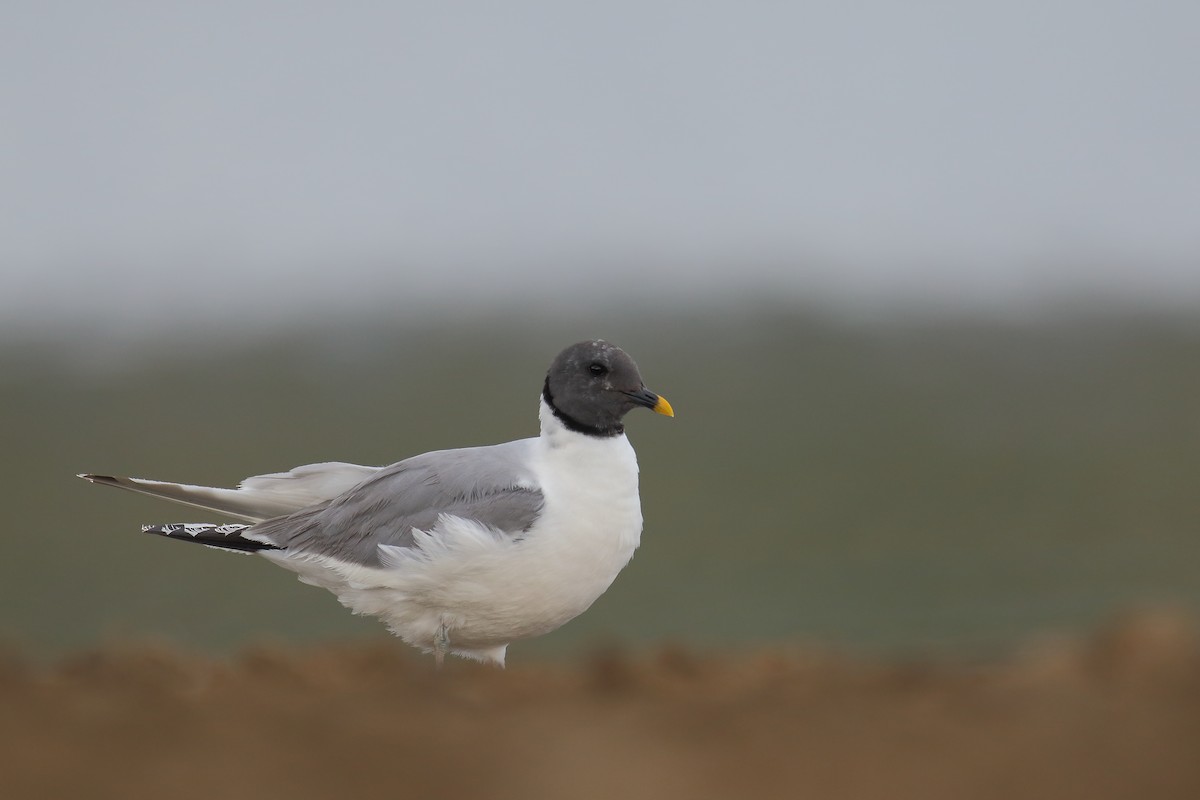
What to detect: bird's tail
<box><xmin>77</xmin><ymin>463</ymin><xmax>380</xmax><ymax>523</ymax></box>
<box><xmin>141</xmin><ymin>523</ymin><xmax>281</xmax><ymax>555</ymax></box>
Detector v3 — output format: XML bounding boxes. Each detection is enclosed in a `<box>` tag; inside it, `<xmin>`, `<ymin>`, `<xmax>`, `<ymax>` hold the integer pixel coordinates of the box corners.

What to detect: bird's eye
<box><xmin>588</xmin><ymin>362</ymin><xmax>608</xmax><ymax>376</ymax></box>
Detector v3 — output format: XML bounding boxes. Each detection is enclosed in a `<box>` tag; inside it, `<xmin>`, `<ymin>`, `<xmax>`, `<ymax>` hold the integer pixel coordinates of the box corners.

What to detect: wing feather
<box><xmin>247</xmin><ymin>439</ymin><xmax>544</xmax><ymax>566</ymax></box>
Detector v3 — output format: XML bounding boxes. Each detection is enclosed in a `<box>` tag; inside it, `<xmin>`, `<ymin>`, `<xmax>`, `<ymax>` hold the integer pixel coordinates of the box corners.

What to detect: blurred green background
<box><xmin>4</xmin><ymin>306</ymin><xmax>1196</xmax><ymax>662</ymax></box>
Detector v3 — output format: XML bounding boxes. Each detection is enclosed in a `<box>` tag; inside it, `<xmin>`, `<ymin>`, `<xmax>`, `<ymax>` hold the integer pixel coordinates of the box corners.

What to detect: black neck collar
<box><xmin>542</xmin><ymin>378</ymin><xmax>624</xmax><ymax>438</ymax></box>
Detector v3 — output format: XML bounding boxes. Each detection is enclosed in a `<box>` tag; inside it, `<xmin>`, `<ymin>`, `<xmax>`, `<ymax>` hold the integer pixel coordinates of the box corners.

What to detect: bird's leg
<box><xmin>434</xmin><ymin>621</ymin><xmax>451</xmax><ymax>670</ymax></box>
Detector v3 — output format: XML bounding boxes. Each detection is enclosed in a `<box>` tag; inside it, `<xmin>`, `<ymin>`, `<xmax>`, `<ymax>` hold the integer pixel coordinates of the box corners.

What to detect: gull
<box><xmin>79</xmin><ymin>340</ymin><xmax>673</xmax><ymax>667</ymax></box>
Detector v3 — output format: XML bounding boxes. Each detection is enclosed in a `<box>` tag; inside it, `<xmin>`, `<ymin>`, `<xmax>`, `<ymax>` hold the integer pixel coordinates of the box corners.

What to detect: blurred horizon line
<box><xmin>5</xmin><ymin>286</ymin><xmax>1199</xmax><ymax>378</ymax></box>
<box><xmin>7</xmin><ymin>249</ymin><xmax>1200</xmax><ymax>341</ymax></box>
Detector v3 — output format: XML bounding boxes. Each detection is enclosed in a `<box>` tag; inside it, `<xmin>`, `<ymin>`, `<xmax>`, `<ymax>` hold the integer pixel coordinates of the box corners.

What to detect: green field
<box><xmin>3</xmin><ymin>307</ymin><xmax>1197</xmax><ymax>661</ymax></box>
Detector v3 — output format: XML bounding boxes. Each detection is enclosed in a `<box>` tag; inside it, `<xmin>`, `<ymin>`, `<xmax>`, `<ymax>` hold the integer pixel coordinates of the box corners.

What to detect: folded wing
<box><xmin>245</xmin><ymin>440</ymin><xmax>544</xmax><ymax>567</ymax></box>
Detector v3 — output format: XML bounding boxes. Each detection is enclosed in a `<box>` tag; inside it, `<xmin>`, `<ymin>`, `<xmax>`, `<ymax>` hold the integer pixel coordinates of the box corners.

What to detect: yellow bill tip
<box><xmin>653</xmin><ymin>395</ymin><xmax>674</xmax><ymax>417</ymax></box>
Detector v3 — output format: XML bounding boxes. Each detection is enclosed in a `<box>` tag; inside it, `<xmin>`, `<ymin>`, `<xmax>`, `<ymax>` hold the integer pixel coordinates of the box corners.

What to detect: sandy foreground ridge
<box><xmin>2</xmin><ymin>609</ymin><xmax>1198</xmax><ymax>800</ymax></box>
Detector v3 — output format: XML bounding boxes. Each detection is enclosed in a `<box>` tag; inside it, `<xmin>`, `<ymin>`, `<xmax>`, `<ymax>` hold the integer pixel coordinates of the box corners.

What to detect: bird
<box><xmin>79</xmin><ymin>340</ymin><xmax>673</xmax><ymax>667</ymax></box>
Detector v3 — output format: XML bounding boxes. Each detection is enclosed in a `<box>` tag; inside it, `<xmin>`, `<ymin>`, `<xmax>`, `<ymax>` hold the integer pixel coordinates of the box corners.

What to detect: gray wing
<box><xmin>245</xmin><ymin>439</ymin><xmax>544</xmax><ymax>567</ymax></box>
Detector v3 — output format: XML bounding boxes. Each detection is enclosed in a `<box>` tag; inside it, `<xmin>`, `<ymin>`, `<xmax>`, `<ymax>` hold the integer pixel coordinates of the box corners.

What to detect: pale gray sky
<box><xmin>4</xmin><ymin>1</ymin><xmax>1198</xmax><ymax>334</ymax></box>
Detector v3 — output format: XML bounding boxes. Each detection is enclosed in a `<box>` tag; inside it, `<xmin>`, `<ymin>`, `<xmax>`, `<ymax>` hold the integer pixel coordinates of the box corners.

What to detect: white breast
<box><xmin>426</xmin><ymin>403</ymin><xmax>643</xmax><ymax>648</ymax></box>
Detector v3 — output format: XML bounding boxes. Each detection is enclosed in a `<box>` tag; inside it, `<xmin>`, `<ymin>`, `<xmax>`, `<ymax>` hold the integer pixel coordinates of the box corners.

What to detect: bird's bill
<box><xmin>624</xmin><ymin>387</ymin><xmax>675</xmax><ymax>417</ymax></box>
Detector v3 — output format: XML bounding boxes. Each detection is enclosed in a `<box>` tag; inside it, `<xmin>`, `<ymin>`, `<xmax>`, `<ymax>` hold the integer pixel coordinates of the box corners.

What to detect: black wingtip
<box><xmin>143</xmin><ymin>523</ymin><xmax>281</xmax><ymax>554</ymax></box>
